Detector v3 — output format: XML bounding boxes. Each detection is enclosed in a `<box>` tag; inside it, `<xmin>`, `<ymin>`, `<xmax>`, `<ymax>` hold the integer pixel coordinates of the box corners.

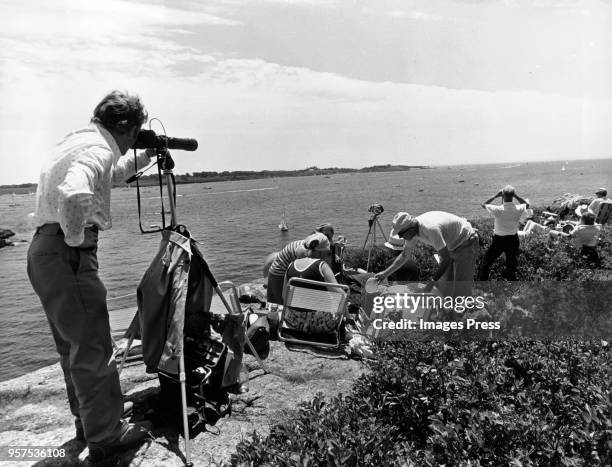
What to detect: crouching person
<box><xmin>266</xmin><ymin>232</ymin><xmax>331</xmax><ymax>305</ymax></box>
<box><xmin>375</xmin><ymin>211</ymin><xmax>479</xmax><ymax>300</ymax></box>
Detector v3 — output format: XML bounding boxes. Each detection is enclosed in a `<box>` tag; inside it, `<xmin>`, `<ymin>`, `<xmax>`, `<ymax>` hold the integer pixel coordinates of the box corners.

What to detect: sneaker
<box><xmin>75</xmin><ymin>401</ymin><xmax>135</xmax><ymax>441</ymax></box>
<box><xmin>88</xmin><ymin>420</ymin><xmax>152</xmax><ymax>463</ymax></box>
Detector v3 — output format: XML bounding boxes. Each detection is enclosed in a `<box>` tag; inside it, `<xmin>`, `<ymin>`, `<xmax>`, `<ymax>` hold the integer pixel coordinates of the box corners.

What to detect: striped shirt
<box><xmin>269</xmin><ymin>240</ymin><xmax>306</xmax><ymax>276</ymax></box>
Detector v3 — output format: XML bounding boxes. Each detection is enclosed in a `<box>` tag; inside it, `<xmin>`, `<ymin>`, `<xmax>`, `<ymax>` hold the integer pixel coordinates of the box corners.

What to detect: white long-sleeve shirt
<box><xmin>33</xmin><ymin>123</ymin><xmax>150</xmax><ymax>246</ymax></box>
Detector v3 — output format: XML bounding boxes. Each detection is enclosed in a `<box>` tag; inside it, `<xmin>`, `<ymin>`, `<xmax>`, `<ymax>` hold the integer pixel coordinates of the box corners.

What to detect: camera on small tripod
<box><xmin>368</xmin><ymin>203</ymin><xmax>384</xmax><ymax>218</ymax></box>
<box><xmin>363</xmin><ymin>203</ymin><xmax>388</xmax><ymax>271</ymax></box>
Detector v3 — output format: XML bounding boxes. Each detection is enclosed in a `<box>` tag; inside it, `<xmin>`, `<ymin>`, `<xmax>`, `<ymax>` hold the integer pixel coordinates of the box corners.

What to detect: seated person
<box><xmin>266</xmin><ymin>232</ymin><xmax>330</xmax><ymax>305</ymax></box>
<box><xmin>587</xmin><ymin>188</ymin><xmax>610</xmax><ymax>218</ymax></box>
<box><xmin>550</xmin><ymin>211</ymin><xmax>601</xmax><ymax>260</ymax></box>
<box><xmin>518</xmin><ymin>215</ymin><xmax>558</xmax><ymax>238</ymax></box>
<box><xmin>281</xmin><ymin>256</ymin><xmax>341</xmax><ymax>334</ymax></box>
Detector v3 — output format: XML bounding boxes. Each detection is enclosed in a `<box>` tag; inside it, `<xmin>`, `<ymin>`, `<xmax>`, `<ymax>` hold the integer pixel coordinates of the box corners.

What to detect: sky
<box><xmin>0</xmin><ymin>0</ymin><xmax>611</xmax><ymax>185</ymax></box>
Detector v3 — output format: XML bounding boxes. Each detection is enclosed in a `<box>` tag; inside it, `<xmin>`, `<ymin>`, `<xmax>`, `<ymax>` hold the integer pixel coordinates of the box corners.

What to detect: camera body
<box><xmin>368</xmin><ymin>204</ymin><xmax>384</xmax><ymax>216</ymax></box>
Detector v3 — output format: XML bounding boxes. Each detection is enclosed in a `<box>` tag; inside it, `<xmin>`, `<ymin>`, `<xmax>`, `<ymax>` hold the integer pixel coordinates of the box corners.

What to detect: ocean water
<box><xmin>0</xmin><ymin>159</ymin><xmax>610</xmax><ymax>381</ymax></box>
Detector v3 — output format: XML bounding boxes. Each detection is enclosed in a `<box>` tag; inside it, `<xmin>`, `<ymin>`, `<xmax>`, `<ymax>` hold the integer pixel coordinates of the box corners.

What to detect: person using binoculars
<box><xmin>27</xmin><ymin>90</ymin><xmax>155</xmax><ymax>461</ymax></box>
<box><xmin>478</xmin><ymin>185</ymin><xmax>529</xmax><ymax>281</ymax></box>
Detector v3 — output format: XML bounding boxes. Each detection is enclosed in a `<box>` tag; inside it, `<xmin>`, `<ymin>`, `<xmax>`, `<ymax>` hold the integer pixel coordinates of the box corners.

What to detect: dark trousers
<box><xmin>478</xmin><ymin>234</ymin><xmax>520</xmax><ymax>281</ymax></box>
<box><xmin>27</xmin><ymin>224</ymin><xmax>123</xmax><ymax>444</ymax></box>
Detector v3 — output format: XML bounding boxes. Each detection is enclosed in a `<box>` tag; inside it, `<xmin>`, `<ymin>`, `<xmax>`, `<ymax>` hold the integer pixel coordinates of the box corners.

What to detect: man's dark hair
<box><xmin>91</xmin><ymin>90</ymin><xmax>148</xmax><ymax>133</ymax></box>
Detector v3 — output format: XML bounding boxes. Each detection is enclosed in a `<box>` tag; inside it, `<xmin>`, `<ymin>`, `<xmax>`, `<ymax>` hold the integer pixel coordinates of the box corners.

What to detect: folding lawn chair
<box><xmin>596</xmin><ymin>201</ymin><xmax>612</xmax><ymax>226</ymax></box>
<box><xmin>109</xmin><ymin>301</ymin><xmax>143</xmax><ymax>367</ymax></box>
<box><xmin>279</xmin><ymin>277</ymin><xmax>349</xmax><ymax>349</ymax></box>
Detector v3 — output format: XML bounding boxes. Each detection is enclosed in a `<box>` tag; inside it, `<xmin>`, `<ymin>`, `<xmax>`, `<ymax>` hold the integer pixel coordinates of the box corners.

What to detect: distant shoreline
<box><xmin>0</xmin><ymin>164</ymin><xmax>430</xmax><ymax>194</ymax></box>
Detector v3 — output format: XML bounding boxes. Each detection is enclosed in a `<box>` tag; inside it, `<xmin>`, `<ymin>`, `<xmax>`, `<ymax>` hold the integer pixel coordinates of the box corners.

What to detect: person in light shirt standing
<box><xmin>27</xmin><ymin>91</ymin><xmax>155</xmax><ymax>462</ymax></box>
<box><xmin>478</xmin><ymin>185</ymin><xmax>529</xmax><ymax>280</ymax></box>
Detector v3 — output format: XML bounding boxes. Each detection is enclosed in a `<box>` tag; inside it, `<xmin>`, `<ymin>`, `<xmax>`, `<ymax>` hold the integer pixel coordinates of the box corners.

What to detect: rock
<box><xmin>0</xmin><ymin>290</ymin><xmax>366</xmax><ymax>466</ymax></box>
<box><xmin>547</xmin><ymin>193</ymin><xmax>593</xmax><ymax>218</ymax></box>
<box><xmin>0</xmin><ymin>228</ymin><xmax>15</xmax><ymax>240</ymax></box>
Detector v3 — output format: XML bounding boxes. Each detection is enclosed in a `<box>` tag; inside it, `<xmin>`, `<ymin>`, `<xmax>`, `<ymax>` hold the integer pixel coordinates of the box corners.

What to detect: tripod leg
<box><xmin>362</xmin><ymin>223</ymin><xmax>374</xmax><ymax>250</ymax></box>
<box><xmin>366</xmin><ymin>232</ymin><xmax>375</xmax><ymax>271</ymax></box>
<box><xmin>376</xmin><ymin>219</ymin><xmax>388</xmax><ymax>242</ymax></box>
<box><xmin>179</xmin><ymin>354</ymin><xmax>193</xmax><ymax>466</ymax></box>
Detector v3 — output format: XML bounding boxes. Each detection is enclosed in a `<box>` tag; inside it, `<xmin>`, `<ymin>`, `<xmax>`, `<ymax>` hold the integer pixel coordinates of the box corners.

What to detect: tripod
<box><xmin>121</xmin><ymin>147</ymin><xmax>267</xmax><ymax>466</ymax></box>
<box><xmin>362</xmin><ymin>213</ymin><xmax>388</xmax><ymax>271</ymax></box>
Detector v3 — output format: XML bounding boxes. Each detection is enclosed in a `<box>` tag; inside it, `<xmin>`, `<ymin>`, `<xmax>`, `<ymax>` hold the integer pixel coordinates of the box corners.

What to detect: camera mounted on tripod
<box><xmin>132</xmin><ymin>129</ymin><xmax>198</xmax><ymax>152</ymax></box>
<box><xmin>368</xmin><ymin>203</ymin><xmax>384</xmax><ymax>218</ymax></box>
<box><xmin>363</xmin><ymin>203</ymin><xmax>388</xmax><ymax>271</ymax></box>
<box><xmin>128</xmin><ymin>125</ymin><xmax>199</xmax><ymax>234</ymax></box>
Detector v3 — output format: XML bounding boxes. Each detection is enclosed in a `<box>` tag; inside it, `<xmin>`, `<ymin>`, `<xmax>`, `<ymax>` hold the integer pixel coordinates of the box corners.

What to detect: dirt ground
<box><xmin>0</xmin><ymin>341</ymin><xmax>366</xmax><ymax>466</ymax></box>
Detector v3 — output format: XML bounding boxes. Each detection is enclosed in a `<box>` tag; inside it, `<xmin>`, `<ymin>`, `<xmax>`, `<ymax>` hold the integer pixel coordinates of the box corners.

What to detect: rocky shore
<box><xmin>0</xmin><ymin>330</ymin><xmax>365</xmax><ymax>466</ymax></box>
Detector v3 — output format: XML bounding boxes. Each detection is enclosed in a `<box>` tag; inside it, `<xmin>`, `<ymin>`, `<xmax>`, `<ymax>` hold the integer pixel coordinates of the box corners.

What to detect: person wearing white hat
<box><xmin>478</xmin><ymin>185</ymin><xmax>530</xmax><ymax>280</ymax></box>
<box><xmin>375</xmin><ymin>211</ymin><xmax>478</xmax><ymax>298</ymax></box>
<box><xmin>383</xmin><ymin>232</ymin><xmax>419</xmax><ymax>281</ymax></box>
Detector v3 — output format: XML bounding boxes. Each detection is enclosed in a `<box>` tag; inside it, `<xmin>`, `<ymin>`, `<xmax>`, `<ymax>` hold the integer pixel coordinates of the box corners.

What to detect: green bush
<box><xmin>230</xmin><ymin>341</ymin><xmax>611</xmax><ymax>466</ymax></box>
<box><xmin>343</xmin><ymin>212</ymin><xmax>612</xmax><ymax>281</ymax></box>
<box><xmin>229</xmin><ymin>209</ymin><xmax>612</xmax><ymax>466</ymax></box>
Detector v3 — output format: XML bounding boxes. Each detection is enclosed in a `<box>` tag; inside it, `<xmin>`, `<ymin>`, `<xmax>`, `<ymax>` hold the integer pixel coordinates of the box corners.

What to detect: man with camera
<box><xmin>374</xmin><ymin>211</ymin><xmax>479</xmax><ymax>299</ymax></box>
<box><xmin>27</xmin><ymin>91</ymin><xmax>154</xmax><ymax>461</ymax></box>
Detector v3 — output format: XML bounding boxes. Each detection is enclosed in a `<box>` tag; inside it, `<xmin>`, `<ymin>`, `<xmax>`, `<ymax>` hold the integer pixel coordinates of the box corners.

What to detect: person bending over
<box><xmin>375</xmin><ymin>211</ymin><xmax>478</xmax><ymax>299</ymax></box>
<box><xmin>478</xmin><ymin>185</ymin><xmax>529</xmax><ymax>280</ymax></box>
<box><xmin>266</xmin><ymin>232</ymin><xmax>330</xmax><ymax>305</ymax></box>
<box><xmin>27</xmin><ymin>90</ymin><xmax>155</xmax><ymax>462</ymax></box>
<box><xmin>383</xmin><ymin>231</ymin><xmax>420</xmax><ymax>281</ymax></box>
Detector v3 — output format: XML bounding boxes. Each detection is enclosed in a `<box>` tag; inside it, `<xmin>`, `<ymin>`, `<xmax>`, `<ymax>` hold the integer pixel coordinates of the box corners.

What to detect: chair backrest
<box><xmin>596</xmin><ymin>201</ymin><xmax>612</xmax><ymax>226</ymax></box>
<box><xmin>285</xmin><ymin>278</ymin><xmax>348</xmax><ymax>314</ymax></box>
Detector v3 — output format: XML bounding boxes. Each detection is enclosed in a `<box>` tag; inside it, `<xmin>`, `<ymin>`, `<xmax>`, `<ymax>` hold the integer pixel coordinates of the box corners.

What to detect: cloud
<box><xmin>0</xmin><ymin>0</ymin><xmax>238</xmax><ymax>81</ymax></box>
<box><xmin>1</xmin><ymin>0</ymin><xmax>611</xmax><ymax>184</ymax></box>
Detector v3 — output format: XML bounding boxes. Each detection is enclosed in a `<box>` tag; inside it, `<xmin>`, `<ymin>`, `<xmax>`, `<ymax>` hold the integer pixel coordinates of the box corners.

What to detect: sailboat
<box><xmin>278</xmin><ymin>212</ymin><xmax>289</xmax><ymax>232</ymax></box>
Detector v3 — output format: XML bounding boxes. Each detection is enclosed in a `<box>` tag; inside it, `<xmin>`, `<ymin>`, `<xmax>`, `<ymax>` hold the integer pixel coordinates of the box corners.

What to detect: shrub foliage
<box><xmin>343</xmin><ymin>214</ymin><xmax>612</xmax><ymax>282</ymax></box>
<box><xmin>230</xmin><ymin>211</ymin><xmax>612</xmax><ymax>466</ymax></box>
<box><xmin>231</xmin><ymin>341</ymin><xmax>611</xmax><ymax>466</ymax></box>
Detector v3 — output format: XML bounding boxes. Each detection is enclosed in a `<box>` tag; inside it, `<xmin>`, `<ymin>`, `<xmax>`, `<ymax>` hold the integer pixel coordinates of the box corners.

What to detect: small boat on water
<box><xmin>8</xmin><ymin>193</ymin><xmax>22</xmax><ymax>207</ymax></box>
<box><xmin>279</xmin><ymin>212</ymin><xmax>289</xmax><ymax>232</ymax></box>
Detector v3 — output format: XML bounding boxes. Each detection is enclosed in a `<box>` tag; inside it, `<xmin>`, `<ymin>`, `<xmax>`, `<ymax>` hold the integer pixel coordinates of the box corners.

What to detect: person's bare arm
<box><xmin>481</xmin><ymin>191</ymin><xmax>502</xmax><ymax>208</ymax></box>
<box><xmin>374</xmin><ymin>249</ymin><xmax>411</xmax><ymax>282</ymax></box>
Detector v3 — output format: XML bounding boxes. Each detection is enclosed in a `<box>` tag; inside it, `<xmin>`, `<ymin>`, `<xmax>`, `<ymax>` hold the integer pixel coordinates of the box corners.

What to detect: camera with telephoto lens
<box><xmin>131</xmin><ymin>129</ymin><xmax>199</xmax><ymax>151</ymax></box>
<box><xmin>368</xmin><ymin>204</ymin><xmax>384</xmax><ymax>216</ymax></box>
